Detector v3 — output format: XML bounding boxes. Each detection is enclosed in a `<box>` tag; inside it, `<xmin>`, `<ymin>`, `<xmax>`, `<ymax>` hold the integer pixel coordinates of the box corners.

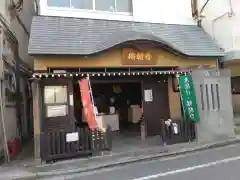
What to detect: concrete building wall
<box><xmin>199</xmin><ymin>0</ymin><xmax>240</xmax><ymax>51</ymax></box>
<box><xmin>0</xmin><ymin>0</ymin><xmax>35</xmax><ymax>143</ymax></box>
<box><xmin>10</xmin><ymin>0</ymin><xmax>35</xmax><ymax>67</ymax></box>
<box><xmin>192</xmin><ymin>69</ymin><xmax>235</xmax><ymax>143</ymax></box>
<box><xmin>0</xmin><ymin>0</ymin><xmax>8</xmax><ymax>19</ymax></box>
<box><xmin>8</xmin><ymin>1</ymin><xmax>35</xmax><ymax>141</ymax></box>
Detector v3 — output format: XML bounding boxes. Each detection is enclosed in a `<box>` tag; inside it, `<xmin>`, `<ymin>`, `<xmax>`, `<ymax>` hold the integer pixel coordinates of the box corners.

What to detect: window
<box><xmin>71</xmin><ymin>0</ymin><xmax>93</xmax><ymax>9</ymax></box>
<box><xmin>115</xmin><ymin>0</ymin><xmax>132</xmax><ymax>13</ymax></box>
<box><xmin>95</xmin><ymin>0</ymin><xmax>115</xmax><ymax>11</ymax></box>
<box><xmin>44</xmin><ymin>86</ymin><xmax>68</xmax><ymax>118</ymax></box>
<box><xmin>47</xmin><ymin>0</ymin><xmax>70</xmax><ymax>7</ymax></box>
<box><xmin>47</xmin><ymin>0</ymin><xmax>133</xmax><ymax>13</ymax></box>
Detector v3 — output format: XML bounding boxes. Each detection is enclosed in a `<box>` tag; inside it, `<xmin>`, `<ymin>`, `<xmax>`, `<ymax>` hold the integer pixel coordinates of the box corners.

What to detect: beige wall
<box><xmin>224</xmin><ymin>61</ymin><xmax>240</xmax><ymax>77</ymax></box>
<box><xmin>223</xmin><ymin>62</ymin><xmax>240</xmax><ymax>115</ymax></box>
<box><xmin>34</xmin><ymin>48</ymin><xmax>217</xmax><ymax>70</ymax></box>
<box><xmin>232</xmin><ymin>94</ymin><xmax>240</xmax><ymax>114</ymax></box>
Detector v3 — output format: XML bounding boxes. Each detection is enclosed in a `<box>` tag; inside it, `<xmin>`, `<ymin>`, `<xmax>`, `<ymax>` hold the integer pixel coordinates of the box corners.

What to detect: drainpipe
<box><xmin>15</xmin><ymin>15</ymin><xmax>29</xmax><ymax>37</ymax></box>
<box><xmin>0</xmin><ymin>13</ymin><xmax>22</xmax><ymax>148</ymax></box>
<box><xmin>197</xmin><ymin>0</ymin><xmax>211</xmax><ymax>27</ymax></box>
<box><xmin>200</xmin><ymin>0</ymin><xmax>211</xmax><ymax>14</ymax></box>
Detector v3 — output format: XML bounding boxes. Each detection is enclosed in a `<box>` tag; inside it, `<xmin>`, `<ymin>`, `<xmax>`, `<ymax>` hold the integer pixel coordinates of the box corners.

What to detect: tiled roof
<box><xmin>28</xmin><ymin>16</ymin><xmax>224</xmax><ymax>57</ymax></box>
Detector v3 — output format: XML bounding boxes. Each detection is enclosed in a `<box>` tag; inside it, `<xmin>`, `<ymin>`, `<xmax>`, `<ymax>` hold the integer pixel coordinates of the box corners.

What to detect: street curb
<box><xmin>16</xmin><ymin>137</ymin><xmax>240</xmax><ymax>180</ymax></box>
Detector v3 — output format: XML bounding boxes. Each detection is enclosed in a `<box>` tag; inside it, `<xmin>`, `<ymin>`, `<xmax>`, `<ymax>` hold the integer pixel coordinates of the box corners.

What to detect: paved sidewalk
<box><xmin>1</xmin><ymin>137</ymin><xmax>240</xmax><ymax>180</ymax></box>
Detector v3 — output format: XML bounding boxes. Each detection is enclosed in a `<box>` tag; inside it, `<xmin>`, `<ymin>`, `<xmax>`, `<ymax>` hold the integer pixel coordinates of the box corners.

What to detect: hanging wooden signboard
<box><xmin>122</xmin><ymin>48</ymin><xmax>157</xmax><ymax>65</ymax></box>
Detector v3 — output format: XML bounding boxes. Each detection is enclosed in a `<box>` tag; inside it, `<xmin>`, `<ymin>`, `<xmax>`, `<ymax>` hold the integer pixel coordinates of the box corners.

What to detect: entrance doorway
<box><xmin>91</xmin><ymin>79</ymin><xmax>142</xmax><ymax>135</ymax></box>
<box><xmin>73</xmin><ymin>77</ymin><xmax>143</xmax><ymax>135</ymax></box>
<box><xmin>73</xmin><ymin>75</ymin><xmax>170</xmax><ymax>152</ymax></box>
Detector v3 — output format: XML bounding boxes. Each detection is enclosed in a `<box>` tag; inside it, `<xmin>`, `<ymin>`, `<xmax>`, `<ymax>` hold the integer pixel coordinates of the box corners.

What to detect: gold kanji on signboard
<box><xmin>127</xmin><ymin>52</ymin><xmax>152</xmax><ymax>61</ymax></box>
<box><xmin>128</xmin><ymin>52</ymin><xmax>136</xmax><ymax>60</ymax></box>
<box><xmin>122</xmin><ymin>48</ymin><xmax>156</xmax><ymax>65</ymax></box>
<box><xmin>144</xmin><ymin>52</ymin><xmax>152</xmax><ymax>61</ymax></box>
<box><xmin>136</xmin><ymin>52</ymin><xmax>144</xmax><ymax>60</ymax></box>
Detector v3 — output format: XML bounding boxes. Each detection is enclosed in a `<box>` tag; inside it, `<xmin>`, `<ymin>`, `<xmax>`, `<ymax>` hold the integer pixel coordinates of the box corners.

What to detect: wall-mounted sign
<box><xmin>144</xmin><ymin>89</ymin><xmax>153</xmax><ymax>102</ymax></box>
<box><xmin>122</xmin><ymin>48</ymin><xmax>157</xmax><ymax>65</ymax></box>
<box><xmin>66</xmin><ymin>132</ymin><xmax>79</xmax><ymax>142</ymax></box>
<box><xmin>69</xmin><ymin>94</ymin><xmax>73</xmax><ymax>106</ymax></box>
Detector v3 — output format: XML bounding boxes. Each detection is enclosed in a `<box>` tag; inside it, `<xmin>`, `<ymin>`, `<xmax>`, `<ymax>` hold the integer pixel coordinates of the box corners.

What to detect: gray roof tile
<box><xmin>28</xmin><ymin>16</ymin><xmax>224</xmax><ymax>57</ymax></box>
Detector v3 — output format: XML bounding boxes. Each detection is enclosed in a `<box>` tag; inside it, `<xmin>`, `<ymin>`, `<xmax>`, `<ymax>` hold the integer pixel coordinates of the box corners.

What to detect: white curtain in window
<box><xmin>44</xmin><ymin>86</ymin><xmax>67</xmax><ymax>104</ymax></box>
<box><xmin>95</xmin><ymin>0</ymin><xmax>115</xmax><ymax>11</ymax></box>
<box><xmin>71</xmin><ymin>0</ymin><xmax>93</xmax><ymax>9</ymax></box>
<box><xmin>47</xmin><ymin>0</ymin><xmax>70</xmax><ymax>7</ymax></box>
<box><xmin>55</xmin><ymin>86</ymin><xmax>67</xmax><ymax>103</ymax></box>
<box><xmin>44</xmin><ymin>86</ymin><xmax>55</xmax><ymax>104</ymax></box>
<box><xmin>44</xmin><ymin>86</ymin><xmax>68</xmax><ymax>117</ymax></box>
<box><xmin>47</xmin><ymin>0</ymin><xmax>133</xmax><ymax>12</ymax></box>
<box><xmin>116</xmin><ymin>0</ymin><xmax>132</xmax><ymax>12</ymax></box>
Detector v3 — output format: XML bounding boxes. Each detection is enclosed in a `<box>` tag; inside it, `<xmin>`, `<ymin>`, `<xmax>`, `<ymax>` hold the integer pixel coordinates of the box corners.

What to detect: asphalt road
<box><xmin>64</xmin><ymin>143</ymin><xmax>240</xmax><ymax>180</ymax></box>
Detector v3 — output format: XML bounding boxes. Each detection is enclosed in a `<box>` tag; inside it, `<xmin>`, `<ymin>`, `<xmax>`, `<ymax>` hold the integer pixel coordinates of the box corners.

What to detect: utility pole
<box><xmin>0</xmin><ymin>29</ymin><xmax>10</xmax><ymax>163</ymax></box>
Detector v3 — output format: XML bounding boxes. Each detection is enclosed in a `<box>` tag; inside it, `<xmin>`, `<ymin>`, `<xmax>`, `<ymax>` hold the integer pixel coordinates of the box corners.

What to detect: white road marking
<box><xmin>133</xmin><ymin>155</ymin><xmax>240</xmax><ymax>180</ymax></box>
<box><xmin>139</xmin><ymin>143</ymin><xmax>237</xmax><ymax>164</ymax></box>
<box><xmin>66</xmin><ymin>144</ymin><xmax>238</xmax><ymax>178</ymax></box>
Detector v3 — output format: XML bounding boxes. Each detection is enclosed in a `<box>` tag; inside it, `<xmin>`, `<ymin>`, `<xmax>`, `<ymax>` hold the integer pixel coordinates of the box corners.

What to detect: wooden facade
<box><xmin>32</xmin><ymin>44</ymin><xmax>217</xmax><ymax>161</ymax></box>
